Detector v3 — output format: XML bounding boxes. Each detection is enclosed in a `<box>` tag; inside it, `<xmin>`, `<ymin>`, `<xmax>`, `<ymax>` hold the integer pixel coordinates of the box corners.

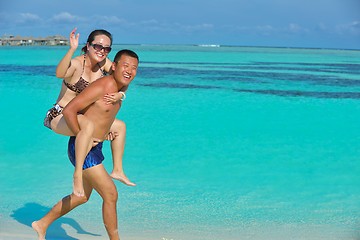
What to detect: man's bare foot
<box><xmin>110</xmin><ymin>172</ymin><xmax>136</xmax><ymax>186</ymax></box>
<box><xmin>73</xmin><ymin>175</ymin><xmax>85</xmax><ymax>196</ymax></box>
<box><xmin>32</xmin><ymin>221</ymin><xmax>46</xmax><ymax>240</ymax></box>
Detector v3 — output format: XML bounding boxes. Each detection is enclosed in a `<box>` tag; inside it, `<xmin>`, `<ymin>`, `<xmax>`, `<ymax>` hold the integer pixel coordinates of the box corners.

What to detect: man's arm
<box><xmin>62</xmin><ymin>80</ymin><xmax>104</xmax><ymax>135</ymax></box>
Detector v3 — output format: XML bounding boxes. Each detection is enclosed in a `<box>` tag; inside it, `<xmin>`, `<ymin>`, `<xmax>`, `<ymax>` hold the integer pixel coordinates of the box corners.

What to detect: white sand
<box><xmin>1</xmin><ymin>219</ymin><xmax>358</xmax><ymax>240</ymax></box>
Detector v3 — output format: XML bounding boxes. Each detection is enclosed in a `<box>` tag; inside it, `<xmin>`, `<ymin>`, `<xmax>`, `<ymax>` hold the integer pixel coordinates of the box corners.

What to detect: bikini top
<box><xmin>63</xmin><ymin>55</ymin><xmax>107</xmax><ymax>94</ymax></box>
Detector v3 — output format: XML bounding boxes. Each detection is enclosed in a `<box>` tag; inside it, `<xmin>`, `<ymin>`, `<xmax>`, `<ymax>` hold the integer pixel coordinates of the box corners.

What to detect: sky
<box><xmin>0</xmin><ymin>0</ymin><xmax>359</xmax><ymax>49</ymax></box>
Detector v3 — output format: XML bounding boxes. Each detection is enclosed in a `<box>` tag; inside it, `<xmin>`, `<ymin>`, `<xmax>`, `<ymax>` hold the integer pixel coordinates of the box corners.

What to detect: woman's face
<box><xmin>87</xmin><ymin>34</ymin><xmax>112</xmax><ymax>62</ymax></box>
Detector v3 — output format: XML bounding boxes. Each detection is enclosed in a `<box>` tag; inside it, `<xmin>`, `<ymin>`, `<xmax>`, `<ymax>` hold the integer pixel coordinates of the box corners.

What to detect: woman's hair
<box><xmin>81</xmin><ymin>29</ymin><xmax>113</xmax><ymax>53</ymax></box>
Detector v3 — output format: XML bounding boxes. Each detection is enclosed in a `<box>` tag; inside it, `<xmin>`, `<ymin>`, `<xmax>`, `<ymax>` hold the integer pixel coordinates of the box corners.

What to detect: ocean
<box><xmin>0</xmin><ymin>45</ymin><xmax>359</xmax><ymax>240</ymax></box>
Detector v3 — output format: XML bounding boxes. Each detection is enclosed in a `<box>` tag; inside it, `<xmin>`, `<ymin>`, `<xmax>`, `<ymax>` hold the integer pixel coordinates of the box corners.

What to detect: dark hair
<box><xmin>81</xmin><ymin>29</ymin><xmax>113</xmax><ymax>53</ymax></box>
<box><xmin>113</xmin><ymin>49</ymin><xmax>139</xmax><ymax>63</ymax></box>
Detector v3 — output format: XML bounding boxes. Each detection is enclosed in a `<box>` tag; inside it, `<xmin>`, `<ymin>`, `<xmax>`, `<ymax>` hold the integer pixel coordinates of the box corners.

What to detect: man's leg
<box><xmin>32</xmin><ymin>180</ymin><xmax>93</xmax><ymax>240</ymax></box>
<box><xmin>84</xmin><ymin>164</ymin><xmax>120</xmax><ymax>240</ymax></box>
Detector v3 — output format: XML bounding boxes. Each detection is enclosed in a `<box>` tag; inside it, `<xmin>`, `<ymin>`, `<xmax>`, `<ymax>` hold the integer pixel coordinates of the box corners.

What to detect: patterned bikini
<box><xmin>43</xmin><ymin>55</ymin><xmax>106</xmax><ymax>129</ymax></box>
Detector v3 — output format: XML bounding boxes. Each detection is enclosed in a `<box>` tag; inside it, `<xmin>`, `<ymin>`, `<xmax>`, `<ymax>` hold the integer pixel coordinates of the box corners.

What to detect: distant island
<box><xmin>0</xmin><ymin>34</ymin><xmax>69</xmax><ymax>46</ymax></box>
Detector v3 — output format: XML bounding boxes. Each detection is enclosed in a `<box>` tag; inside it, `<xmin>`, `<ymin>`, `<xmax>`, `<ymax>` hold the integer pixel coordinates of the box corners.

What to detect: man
<box><xmin>32</xmin><ymin>49</ymin><xmax>139</xmax><ymax>240</ymax></box>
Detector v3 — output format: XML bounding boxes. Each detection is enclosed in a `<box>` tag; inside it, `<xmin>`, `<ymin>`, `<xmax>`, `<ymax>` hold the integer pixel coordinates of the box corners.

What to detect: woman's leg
<box><xmin>51</xmin><ymin>114</ymin><xmax>95</xmax><ymax>196</ymax></box>
<box><xmin>84</xmin><ymin>164</ymin><xmax>120</xmax><ymax>240</ymax></box>
<box><xmin>109</xmin><ymin>119</ymin><xmax>135</xmax><ymax>186</ymax></box>
<box><xmin>32</xmin><ymin>179</ymin><xmax>93</xmax><ymax>240</ymax></box>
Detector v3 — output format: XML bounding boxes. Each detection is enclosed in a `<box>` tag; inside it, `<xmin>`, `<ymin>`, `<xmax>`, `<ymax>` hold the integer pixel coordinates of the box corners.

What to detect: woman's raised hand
<box><xmin>69</xmin><ymin>28</ymin><xmax>80</xmax><ymax>50</ymax></box>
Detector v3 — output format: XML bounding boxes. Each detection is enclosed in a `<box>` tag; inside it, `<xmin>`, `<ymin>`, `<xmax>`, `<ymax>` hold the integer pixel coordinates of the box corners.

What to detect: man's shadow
<box><xmin>11</xmin><ymin>202</ymin><xmax>101</xmax><ymax>240</ymax></box>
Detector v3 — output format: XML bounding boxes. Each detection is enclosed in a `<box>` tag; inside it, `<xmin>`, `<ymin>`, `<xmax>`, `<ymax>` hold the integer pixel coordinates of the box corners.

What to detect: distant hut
<box><xmin>0</xmin><ymin>34</ymin><xmax>69</xmax><ymax>46</ymax></box>
<box><xmin>47</xmin><ymin>35</ymin><xmax>69</xmax><ymax>45</ymax></box>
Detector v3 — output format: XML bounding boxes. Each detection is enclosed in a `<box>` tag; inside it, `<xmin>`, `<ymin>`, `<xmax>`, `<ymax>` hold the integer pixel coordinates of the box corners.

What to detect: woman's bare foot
<box><xmin>73</xmin><ymin>175</ymin><xmax>85</xmax><ymax>196</ymax></box>
<box><xmin>32</xmin><ymin>221</ymin><xmax>46</xmax><ymax>240</ymax></box>
<box><xmin>110</xmin><ymin>172</ymin><xmax>136</xmax><ymax>186</ymax></box>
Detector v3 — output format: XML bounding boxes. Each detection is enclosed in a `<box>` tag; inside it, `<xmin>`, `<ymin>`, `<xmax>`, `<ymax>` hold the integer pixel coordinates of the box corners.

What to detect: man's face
<box><xmin>112</xmin><ymin>55</ymin><xmax>138</xmax><ymax>86</ymax></box>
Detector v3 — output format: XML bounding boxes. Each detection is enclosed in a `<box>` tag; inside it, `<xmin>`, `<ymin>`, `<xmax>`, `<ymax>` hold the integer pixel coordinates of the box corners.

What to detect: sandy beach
<box><xmin>1</xmin><ymin>218</ymin><xmax>358</xmax><ymax>240</ymax></box>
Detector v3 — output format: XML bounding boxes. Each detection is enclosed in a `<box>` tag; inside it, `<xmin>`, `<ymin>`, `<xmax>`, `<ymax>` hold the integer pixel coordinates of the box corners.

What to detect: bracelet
<box><xmin>119</xmin><ymin>91</ymin><xmax>126</xmax><ymax>101</ymax></box>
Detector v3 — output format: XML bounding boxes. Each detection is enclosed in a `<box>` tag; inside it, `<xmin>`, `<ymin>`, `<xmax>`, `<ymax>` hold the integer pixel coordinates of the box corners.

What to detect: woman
<box><xmin>44</xmin><ymin>28</ymin><xmax>135</xmax><ymax>197</ymax></box>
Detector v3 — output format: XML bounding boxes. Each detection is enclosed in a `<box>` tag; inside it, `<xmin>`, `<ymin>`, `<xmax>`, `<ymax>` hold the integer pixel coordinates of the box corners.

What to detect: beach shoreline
<box><xmin>1</xmin><ymin>219</ymin><xmax>358</xmax><ymax>240</ymax></box>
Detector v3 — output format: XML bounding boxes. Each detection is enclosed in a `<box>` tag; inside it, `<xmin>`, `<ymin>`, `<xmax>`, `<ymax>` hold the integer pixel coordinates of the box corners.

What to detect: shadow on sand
<box><xmin>11</xmin><ymin>202</ymin><xmax>101</xmax><ymax>240</ymax></box>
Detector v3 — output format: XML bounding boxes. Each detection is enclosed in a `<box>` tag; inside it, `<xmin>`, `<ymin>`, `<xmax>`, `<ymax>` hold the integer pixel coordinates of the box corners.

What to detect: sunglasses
<box><xmin>90</xmin><ymin>43</ymin><xmax>112</xmax><ymax>53</ymax></box>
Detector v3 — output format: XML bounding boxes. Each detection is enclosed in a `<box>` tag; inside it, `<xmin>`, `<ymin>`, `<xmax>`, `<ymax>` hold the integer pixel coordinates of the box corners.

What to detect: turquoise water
<box><xmin>0</xmin><ymin>45</ymin><xmax>360</xmax><ymax>240</ymax></box>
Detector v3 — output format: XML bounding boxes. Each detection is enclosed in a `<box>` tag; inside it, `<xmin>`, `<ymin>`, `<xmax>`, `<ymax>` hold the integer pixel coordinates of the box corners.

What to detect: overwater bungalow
<box><xmin>0</xmin><ymin>34</ymin><xmax>69</xmax><ymax>46</ymax></box>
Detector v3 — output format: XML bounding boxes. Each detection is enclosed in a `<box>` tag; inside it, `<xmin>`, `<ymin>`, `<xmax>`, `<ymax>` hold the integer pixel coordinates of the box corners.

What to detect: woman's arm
<box><xmin>104</xmin><ymin>57</ymin><xmax>113</xmax><ymax>74</ymax></box>
<box><xmin>55</xmin><ymin>28</ymin><xmax>79</xmax><ymax>78</ymax></box>
<box><xmin>102</xmin><ymin>58</ymin><xmax>128</xmax><ymax>104</ymax></box>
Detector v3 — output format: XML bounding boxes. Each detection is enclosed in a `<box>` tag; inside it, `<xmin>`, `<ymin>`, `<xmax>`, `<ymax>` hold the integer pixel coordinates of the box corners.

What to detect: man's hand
<box><xmin>106</xmin><ymin>131</ymin><xmax>119</xmax><ymax>141</ymax></box>
<box><xmin>92</xmin><ymin>137</ymin><xmax>102</xmax><ymax>147</ymax></box>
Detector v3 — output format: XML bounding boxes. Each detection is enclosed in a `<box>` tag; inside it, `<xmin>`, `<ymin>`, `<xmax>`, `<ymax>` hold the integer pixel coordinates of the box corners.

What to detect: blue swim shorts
<box><xmin>68</xmin><ymin>136</ymin><xmax>104</xmax><ymax>170</ymax></box>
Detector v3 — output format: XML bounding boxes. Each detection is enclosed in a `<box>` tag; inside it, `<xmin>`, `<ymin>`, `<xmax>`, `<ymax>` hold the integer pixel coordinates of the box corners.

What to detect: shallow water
<box><xmin>0</xmin><ymin>45</ymin><xmax>359</xmax><ymax>240</ymax></box>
